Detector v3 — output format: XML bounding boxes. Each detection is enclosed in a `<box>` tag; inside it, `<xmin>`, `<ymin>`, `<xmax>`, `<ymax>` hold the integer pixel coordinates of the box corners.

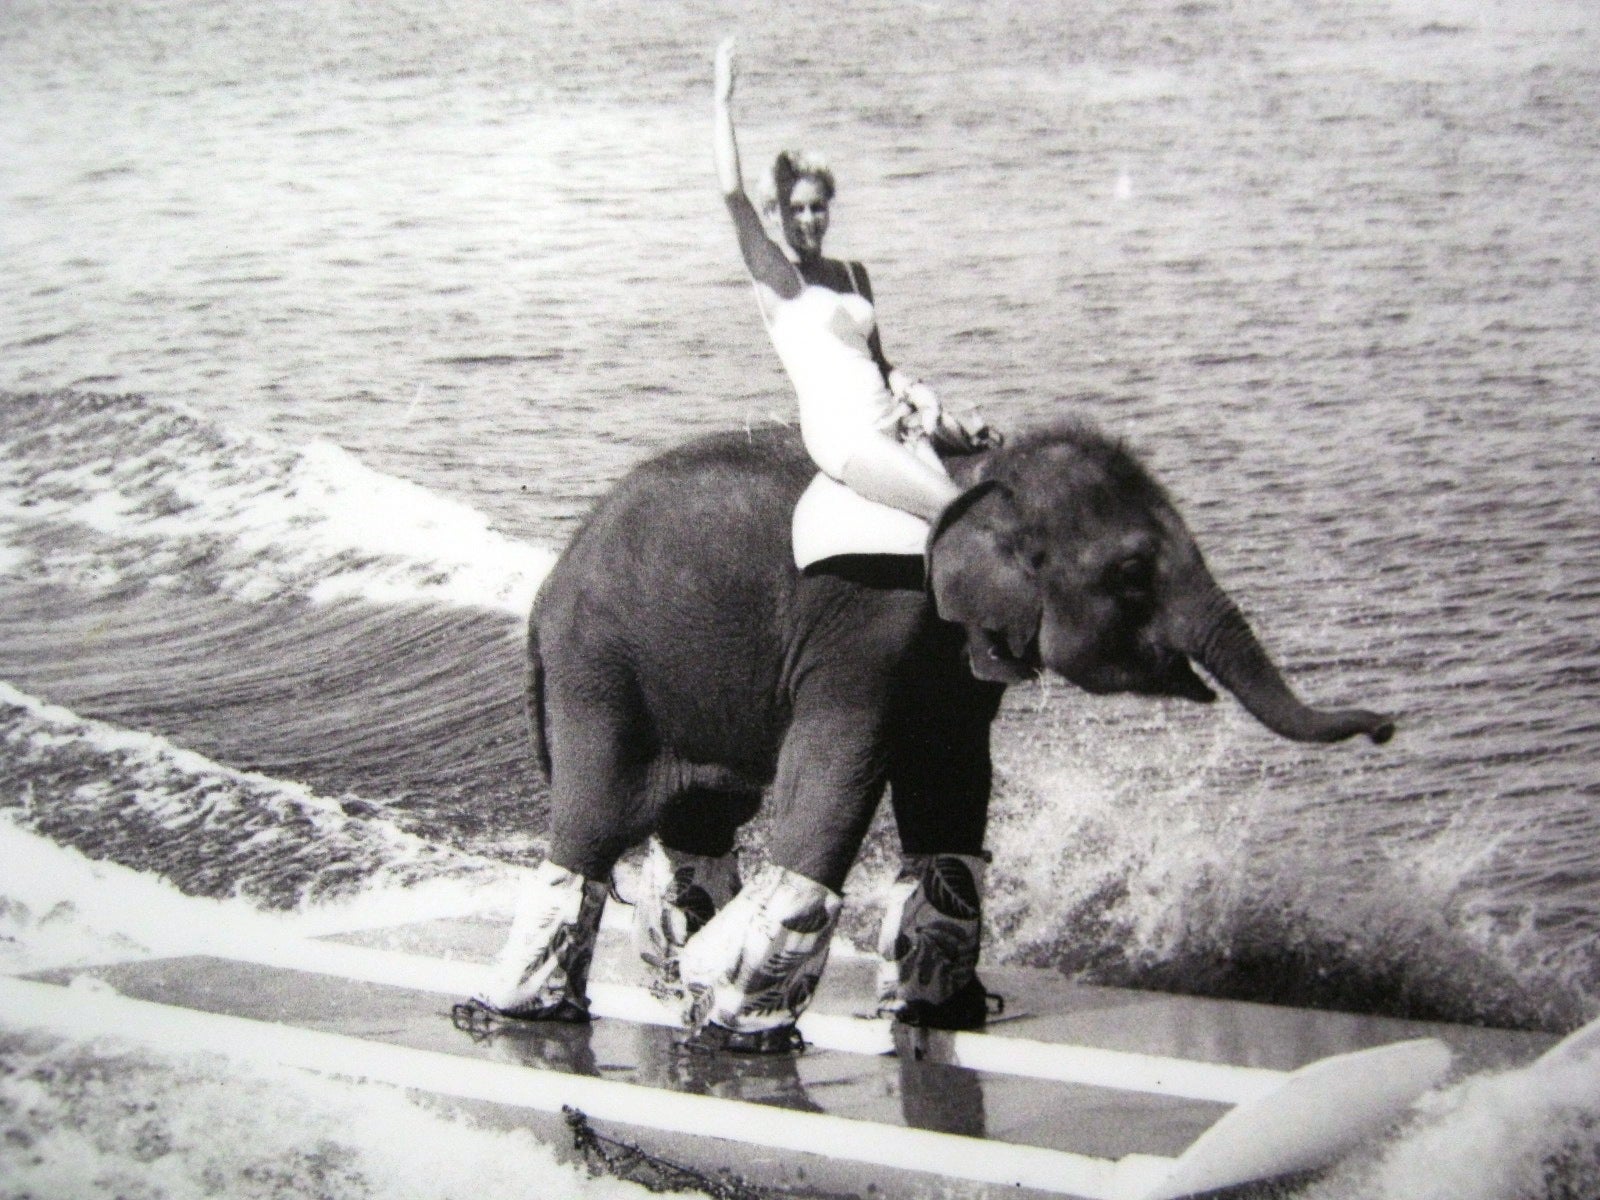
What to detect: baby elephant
<box><xmin>472</xmin><ymin>419</ymin><xmax>1392</xmax><ymax>1050</ymax></box>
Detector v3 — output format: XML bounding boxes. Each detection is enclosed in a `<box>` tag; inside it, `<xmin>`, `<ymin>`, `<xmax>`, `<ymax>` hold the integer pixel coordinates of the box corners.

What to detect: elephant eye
<box><xmin>1108</xmin><ymin>554</ymin><xmax>1154</xmax><ymax>596</ymax></box>
<box><xmin>1006</xmin><ymin>533</ymin><xmax>1046</xmax><ymax>574</ymax></box>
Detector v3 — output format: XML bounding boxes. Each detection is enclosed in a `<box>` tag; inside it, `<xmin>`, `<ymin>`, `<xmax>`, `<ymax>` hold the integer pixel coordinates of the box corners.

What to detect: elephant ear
<box><xmin>927</xmin><ymin>480</ymin><xmax>1042</xmax><ymax>683</ymax></box>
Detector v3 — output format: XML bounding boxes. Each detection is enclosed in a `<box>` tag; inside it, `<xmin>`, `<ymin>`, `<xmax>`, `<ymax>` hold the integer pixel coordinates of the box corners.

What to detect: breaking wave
<box><xmin>0</xmin><ymin>389</ymin><xmax>553</xmax><ymax>615</ymax></box>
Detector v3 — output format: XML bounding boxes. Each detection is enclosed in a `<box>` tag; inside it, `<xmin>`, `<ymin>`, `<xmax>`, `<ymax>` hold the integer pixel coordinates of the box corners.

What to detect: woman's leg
<box><xmin>834</xmin><ymin>432</ymin><xmax>959</xmax><ymax>522</ymax></box>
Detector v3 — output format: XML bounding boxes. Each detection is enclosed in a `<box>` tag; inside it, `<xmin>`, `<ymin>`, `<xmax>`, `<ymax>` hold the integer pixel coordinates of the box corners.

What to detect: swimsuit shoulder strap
<box><xmin>844</xmin><ymin>260</ymin><xmax>865</xmax><ymax>296</ymax></box>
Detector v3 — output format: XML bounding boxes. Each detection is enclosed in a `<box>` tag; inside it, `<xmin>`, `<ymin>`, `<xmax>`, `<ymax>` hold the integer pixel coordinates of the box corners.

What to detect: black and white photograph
<box><xmin>2</xmin><ymin>2</ymin><xmax>1596</xmax><ymax>1198</ymax></box>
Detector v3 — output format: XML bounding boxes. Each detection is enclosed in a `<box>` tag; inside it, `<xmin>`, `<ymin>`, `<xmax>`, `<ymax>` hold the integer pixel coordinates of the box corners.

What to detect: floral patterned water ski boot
<box><xmin>470</xmin><ymin>858</ymin><xmax>608</xmax><ymax>1022</ymax></box>
<box><xmin>678</xmin><ymin>863</ymin><xmax>842</xmax><ymax>1053</ymax></box>
<box><xmin>876</xmin><ymin>853</ymin><xmax>1001</xmax><ymax>1030</ymax></box>
<box><xmin>632</xmin><ymin>838</ymin><xmax>742</xmax><ymax>1002</ymax></box>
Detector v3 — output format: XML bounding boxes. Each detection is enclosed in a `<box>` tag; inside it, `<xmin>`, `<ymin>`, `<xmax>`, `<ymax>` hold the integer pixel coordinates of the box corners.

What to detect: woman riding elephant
<box><xmin>462</xmin><ymin>44</ymin><xmax>1394</xmax><ymax>1055</ymax></box>
<box><xmin>691</xmin><ymin>36</ymin><xmax>1003</xmax><ymax>1039</ymax></box>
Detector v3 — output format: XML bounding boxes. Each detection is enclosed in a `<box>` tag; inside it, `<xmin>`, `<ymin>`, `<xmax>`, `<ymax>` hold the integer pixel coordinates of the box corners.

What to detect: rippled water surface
<box><xmin>3</xmin><ymin>2</ymin><xmax>1598</xmax><ymax>1197</ymax></box>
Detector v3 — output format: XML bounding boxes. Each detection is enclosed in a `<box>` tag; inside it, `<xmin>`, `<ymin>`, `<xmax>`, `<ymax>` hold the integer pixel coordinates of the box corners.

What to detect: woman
<box><xmin>713</xmin><ymin>37</ymin><xmax>989</xmax><ymax>524</ymax></box>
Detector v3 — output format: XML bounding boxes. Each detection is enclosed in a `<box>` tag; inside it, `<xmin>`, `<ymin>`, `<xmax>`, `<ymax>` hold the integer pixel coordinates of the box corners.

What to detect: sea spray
<box><xmin>977</xmin><ymin>690</ymin><xmax>1588</xmax><ymax>1029</ymax></box>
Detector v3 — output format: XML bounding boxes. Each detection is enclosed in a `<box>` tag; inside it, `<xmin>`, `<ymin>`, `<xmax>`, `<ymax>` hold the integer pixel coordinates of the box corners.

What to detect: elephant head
<box><xmin>928</xmin><ymin>420</ymin><xmax>1394</xmax><ymax>745</ymax></box>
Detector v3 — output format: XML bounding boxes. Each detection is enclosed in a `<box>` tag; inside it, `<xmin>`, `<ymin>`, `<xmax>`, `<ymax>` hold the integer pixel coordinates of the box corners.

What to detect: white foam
<box><xmin>0</xmin><ymin>400</ymin><xmax>555</xmax><ymax>616</ymax></box>
<box><xmin>0</xmin><ymin>817</ymin><xmax>287</xmax><ymax>973</ymax></box>
<box><xmin>0</xmin><ymin>811</ymin><xmax>517</xmax><ymax>977</ymax></box>
<box><xmin>1300</xmin><ymin>1051</ymin><xmax>1600</xmax><ymax>1200</ymax></box>
<box><xmin>249</xmin><ymin>439</ymin><xmax>556</xmax><ymax>615</ymax></box>
<box><xmin>1</xmin><ymin>677</ymin><xmax>338</xmax><ymax>816</ymax></box>
<box><xmin>0</xmin><ymin>1010</ymin><xmax>667</xmax><ymax>1200</ymax></box>
<box><xmin>0</xmin><ymin>538</ymin><xmax>30</xmax><ymax>577</ymax></box>
<box><xmin>0</xmin><ymin>681</ymin><xmax>514</xmax><ymax>967</ymax></box>
<box><xmin>0</xmin><ymin>715</ymin><xmax>670</xmax><ymax>1200</ymax></box>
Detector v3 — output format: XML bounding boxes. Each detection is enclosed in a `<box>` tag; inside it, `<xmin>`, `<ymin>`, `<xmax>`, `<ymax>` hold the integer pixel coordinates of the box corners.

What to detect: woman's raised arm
<box><xmin>713</xmin><ymin>37</ymin><xmax>800</xmax><ymax>298</ymax></box>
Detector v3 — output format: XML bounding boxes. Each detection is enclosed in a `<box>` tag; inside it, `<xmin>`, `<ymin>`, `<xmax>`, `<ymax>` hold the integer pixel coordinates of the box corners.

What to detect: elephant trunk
<box><xmin>1173</xmin><ymin>576</ymin><xmax>1394</xmax><ymax>745</ymax></box>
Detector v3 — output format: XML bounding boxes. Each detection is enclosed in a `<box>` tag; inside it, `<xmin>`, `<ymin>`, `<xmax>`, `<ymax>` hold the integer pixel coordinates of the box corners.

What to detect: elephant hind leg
<box><xmin>479</xmin><ymin>691</ymin><xmax>656</xmax><ymax>1021</ymax></box>
<box><xmin>633</xmin><ymin>780</ymin><xmax>761</xmax><ymax>992</ymax></box>
<box><xmin>632</xmin><ymin>837</ymin><xmax>742</xmax><ymax>993</ymax></box>
<box><xmin>473</xmin><ymin>858</ymin><xmax>608</xmax><ymax>1020</ymax></box>
<box><xmin>544</xmin><ymin>694</ymin><xmax>661</xmax><ymax>879</ymax></box>
<box><xmin>657</xmin><ymin>777</ymin><xmax>762</xmax><ymax>859</ymax></box>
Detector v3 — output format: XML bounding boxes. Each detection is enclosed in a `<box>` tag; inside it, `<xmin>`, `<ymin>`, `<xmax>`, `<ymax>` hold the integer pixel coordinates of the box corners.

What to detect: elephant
<box><xmin>470</xmin><ymin>417</ymin><xmax>1393</xmax><ymax>1051</ymax></box>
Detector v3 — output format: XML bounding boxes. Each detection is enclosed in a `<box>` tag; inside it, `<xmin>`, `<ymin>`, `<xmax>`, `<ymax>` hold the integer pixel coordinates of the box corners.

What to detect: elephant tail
<box><xmin>526</xmin><ymin>615</ymin><xmax>553</xmax><ymax>783</ymax></box>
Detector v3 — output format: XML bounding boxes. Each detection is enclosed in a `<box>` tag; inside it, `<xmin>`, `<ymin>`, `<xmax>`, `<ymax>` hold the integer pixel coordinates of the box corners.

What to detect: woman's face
<box><xmin>779</xmin><ymin>176</ymin><xmax>830</xmax><ymax>261</ymax></box>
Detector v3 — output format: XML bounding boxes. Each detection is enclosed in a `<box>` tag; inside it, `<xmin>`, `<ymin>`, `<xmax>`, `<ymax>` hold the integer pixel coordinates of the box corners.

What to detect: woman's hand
<box><xmin>935</xmin><ymin>407</ymin><xmax>1000</xmax><ymax>453</ymax></box>
<box><xmin>887</xmin><ymin>369</ymin><xmax>938</xmax><ymax>436</ymax></box>
<box><xmin>714</xmin><ymin>36</ymin><xmax>737</xmax><ymax>104</ymax></box>
<box><xmin>889</xmin><ymin>371</ymin><xmax>998</xmax><ymax>451</ymax></box>
<box><xmin>904</xmin><ymin>381</ymin><xmax>942</xmax><ymax>438</ymax></box>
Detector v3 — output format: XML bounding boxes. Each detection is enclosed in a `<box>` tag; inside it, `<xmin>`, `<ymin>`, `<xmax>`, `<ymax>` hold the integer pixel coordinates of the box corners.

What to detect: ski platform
<box><xmin>5</xmin><ymin>913</ymin><xmax>1583</xmax><ymax>1200</ymax></box>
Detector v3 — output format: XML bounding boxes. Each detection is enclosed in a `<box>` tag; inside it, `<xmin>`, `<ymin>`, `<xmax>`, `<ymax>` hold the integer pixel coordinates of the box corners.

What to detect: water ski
<box><xmin>5</xmin><ymin>913</ymin><xmax>1564</xmax><ymax>1200</ymax></box>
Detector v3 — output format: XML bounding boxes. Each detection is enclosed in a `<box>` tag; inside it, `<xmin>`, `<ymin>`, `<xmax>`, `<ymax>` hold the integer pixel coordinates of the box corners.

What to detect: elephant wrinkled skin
<box><xmin>491</xmin><ymin>418</ymin><xmax>1393</xmax><ymax>1037</ymax></box>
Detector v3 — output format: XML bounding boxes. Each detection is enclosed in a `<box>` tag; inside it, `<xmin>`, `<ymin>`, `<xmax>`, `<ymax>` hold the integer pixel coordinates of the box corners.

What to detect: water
<box><xmin>3</xmin><ymin>1</ymin><xmax>1598</xmax><ymax>1196</ymax></box>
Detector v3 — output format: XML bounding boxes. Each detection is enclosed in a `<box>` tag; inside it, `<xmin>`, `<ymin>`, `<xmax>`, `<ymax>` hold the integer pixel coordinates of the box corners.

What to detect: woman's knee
<box><xmin>837</xmin><ymin>435</ymin><xmax>958</xmax><ymax>520</ymax></box>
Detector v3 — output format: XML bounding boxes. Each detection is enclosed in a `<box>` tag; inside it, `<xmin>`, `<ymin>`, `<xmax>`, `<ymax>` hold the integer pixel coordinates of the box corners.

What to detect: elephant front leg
<box><xmin>677</xmin><ymin>862</ymin><xmax>842</xmax><ymax>1053</ymax></box>
<box><xmin>472</xmin><ymin>859</ymin><xmax>609</xmax><ymax>1021</ymax></box>
<box><xmin>875</xmin><ymin>852</ymin><xmax>996</xmax><ymax>1029</ymax></box>
<box><xmin>675</xmin><ymin>699</ymin><xmax>883</xmax><ymax>1052</ymax></box>
<box><xmin>880</xmin><ymin>635</ymin><xmax>1005</xmax><ymax>1029</ymax></box>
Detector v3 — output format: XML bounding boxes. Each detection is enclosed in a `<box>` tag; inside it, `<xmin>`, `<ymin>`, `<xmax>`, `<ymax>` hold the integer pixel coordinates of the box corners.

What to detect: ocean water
<box><xmin>3</xmin><ymin>1</ymin><xmax>1598</xmax><ymax>1197</ymax></box>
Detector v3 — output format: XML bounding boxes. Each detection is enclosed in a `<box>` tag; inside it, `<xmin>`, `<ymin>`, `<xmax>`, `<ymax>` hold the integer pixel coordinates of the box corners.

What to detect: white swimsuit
<box><xmin>758</xmin><ymin>278</ymin><xmax>900</xmax><ymax>480</ymax></box>
<box><xmin>758</xmin><ymin>268</ymin><xmax>952</xmax><ymax>566</ymax></box>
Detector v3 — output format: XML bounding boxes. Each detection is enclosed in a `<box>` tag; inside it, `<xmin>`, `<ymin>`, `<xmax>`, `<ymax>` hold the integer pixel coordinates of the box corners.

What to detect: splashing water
<box><xmin>0</xmin><ymin>1027</ymin><xmax>674</xmax><ymax>1200</ymax></box>
<box><xmin>1302</xmin><ymin>1050</ymin><xmax>1600</xmax><ymax>1200</ymax></box>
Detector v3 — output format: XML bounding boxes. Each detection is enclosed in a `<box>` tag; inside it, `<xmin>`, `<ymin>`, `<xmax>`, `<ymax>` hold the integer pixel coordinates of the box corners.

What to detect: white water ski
<box><xmin>0</xmin><ymin>914</ymin><xmax>1523</xmax><ymax>1200</ymax></box>
<box><xmin>163</xmin><ymin>927</ymin><xmax>1294</xmax><ymax>1105</ymax></box>
<box><xmin>1536</xmin><ymin>1013</ymin><xmax>1600</xmax><ymax>1067</ymax></box>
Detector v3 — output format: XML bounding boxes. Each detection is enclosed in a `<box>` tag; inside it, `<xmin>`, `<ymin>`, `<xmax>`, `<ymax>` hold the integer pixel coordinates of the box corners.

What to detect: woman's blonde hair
<box><xmin>760</xmin><ymin>149</ymin><xmax>836</xmax><ymax>210</ymax></box>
